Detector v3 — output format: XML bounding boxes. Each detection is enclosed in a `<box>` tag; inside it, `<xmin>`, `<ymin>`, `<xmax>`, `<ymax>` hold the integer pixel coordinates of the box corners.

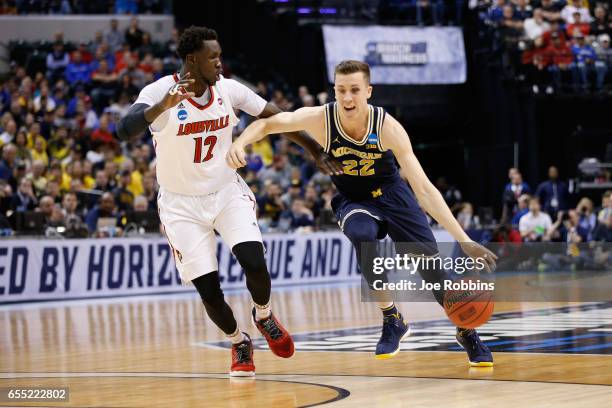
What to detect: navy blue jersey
<box><xmin>324</xmin><ymin>102</ymin><xmax>401</xmax><ymax>200</ymax></box>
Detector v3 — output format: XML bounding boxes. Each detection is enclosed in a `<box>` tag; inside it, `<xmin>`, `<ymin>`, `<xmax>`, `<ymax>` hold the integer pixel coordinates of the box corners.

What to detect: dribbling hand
<box><xmin>459</xmin><ymin>241</ymin><xmax>498</xmax><ymax>273</ymax></box>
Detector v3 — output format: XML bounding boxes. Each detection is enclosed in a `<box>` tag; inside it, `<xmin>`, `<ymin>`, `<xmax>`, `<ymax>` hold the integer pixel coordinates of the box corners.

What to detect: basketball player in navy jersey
<box><xmin>227</xmin><ymin>60</ymin><xmax>498</xmax><ymax>366</ymax></box>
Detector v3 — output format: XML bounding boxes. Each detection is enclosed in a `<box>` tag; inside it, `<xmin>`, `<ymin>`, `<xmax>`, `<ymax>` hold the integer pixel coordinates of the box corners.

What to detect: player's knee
<box><xmin>344</xmin><ymin>216</ymin><xmax>379</xmax><ymax>243</ymax></box>
<box><xmin>232</xmin><ymin>241</ymin><xmax>267</xmax><ymax>273</ymax></box>
<box><xmin>192</xmin><ymin>272</ymin><xmax>225</xmax><ymax>306</ymax></box>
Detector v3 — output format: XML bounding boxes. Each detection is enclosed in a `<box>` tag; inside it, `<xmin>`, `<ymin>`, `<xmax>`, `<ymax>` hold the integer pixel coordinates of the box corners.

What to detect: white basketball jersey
<box><xmin>134</xmin><ymin>74</ymin><xmax>267</xmax><ymax>195</ymax></box>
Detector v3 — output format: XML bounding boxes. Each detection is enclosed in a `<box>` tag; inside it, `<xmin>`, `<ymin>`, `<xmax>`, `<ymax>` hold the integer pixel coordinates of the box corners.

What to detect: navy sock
<box><xmin>381</xmin><ymin>304</ymin><xmax>398</xmax><ymax>317</ymax></box>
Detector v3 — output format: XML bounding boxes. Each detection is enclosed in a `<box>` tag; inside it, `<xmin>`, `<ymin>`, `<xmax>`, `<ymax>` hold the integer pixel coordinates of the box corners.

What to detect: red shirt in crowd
<box><xmin>566</xmin><ymin>23</ymin><xmax>590</xmax><ymax>38</ymax></box>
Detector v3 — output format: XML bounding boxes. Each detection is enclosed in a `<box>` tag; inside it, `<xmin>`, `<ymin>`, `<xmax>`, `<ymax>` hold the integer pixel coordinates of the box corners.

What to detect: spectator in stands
<box><xmin>91</xmin><ymin>113</ymin><xmax>114</xmax><ymax>146</ymax></box>
<box><xmin>46</xmin><ymin>41</ymin><xmax>70</xmax><ymax>82</ymax></box>
<box><xmin>45</xmin><ymin>179</ymin><xmax>61</xmax><ymax>203</ymax></box>
<box><xmin>92</xmin><ymin>169</ymin><xmax>110</xmax><ymax>192</ymax></box>
<box><xmin>30</xmin><ymin>135</ymin><xmax>49</xmax><ymax>167</ymax></box>
<box><xmin>85</xmin><ymin>191</ymin><xmax>119</xmax><ymax>234</ymax></box>
<box><xmin>511</xmin><ymin>193</ymin><xmax>531</xmax><ymax>227</ymax></box>
<box><xmin>539</xmin><ymin>0</ymin><xmax>561</xmax><ymax>23</ymax></box>
<box><xmin>513</xmin><ymin>0</ymin><xmax>532</xmax><ymax>21</ymax></box>
<box><xmin>61</xmin><ymin>191</ymin><xmax>80</xmax><ymax>218</ymax></box>
<box><xmin>546</xmin><ymin>32</ymin><xmax>573</xmax><ymax>91</ymax></box>
<box><xmin>576</xmin><ymin>197</ymin><xmax>597</xmax><ymax>238</ymax></box>
<box><xmin>499</xmin><ymin>5</ymin><xmax>525</xmax><ymax>73</ymax></box>
<box><xmin>535</xmin><ymin>165</ymin><xmax>568</xmax><ymax>217</ymax></box>
<box><xmin>64</xmin><ymin>51</ymin><xmax>91</xmax><ymax>86</ymax></box>
<box><xmin>590</xmin><ymin>6</ymin><xmax>612</xmax><ymax>38</ymax></box>
<box><xmin>142</xmin><ymin>171</ymin><xmax>158</xmax><ymax>210</ymax></box>
<box><xmin>524</xmin><ymin>9</ymin><xmax>550</xmax><ymax>40</ymax></box>
<box><xmin>37</xmin><ymin>194</ymin><xmax>55</xmax><ymax>221</ymax></box>
<box><xmin>571</xmin><ymin>32</ymin><xmax>605</xmax><ymax>92</ymax></box>
<box><xmin>138</xmin><ymin>33</ymin><xmax>154</xmax><ymax>57</ymax></box>
<box><xmin>0</xmin><ymin>119</ymin><xmax>16</xmax><ymax>145</ymax></box>
<box><xmin>91</xmin><ymin>60</ymin><xmax>119</xmax><ymax>110</ymax></box>
<box><xmin>560</xmin><ymin>0</ymin><xmax>592</xmax><ymax>24</ymax></box>
<box><xmin>258</xmin><ymin>182</ymin><xmax>285</xmax><ymax>230</ymax></box>
<box><xmin>125</xmin><ymin>16</ymin><xmax>145</xmax><ymax>50</ymax></box>
<box><xmin>435</xmin><ymin>176</ymin><xmax>462</xmax><ymax>210</ymax></box>
<box><xmin>259</xmin><ymin>155</ymin><xmax>293</xmax><ymax>189</ymax></box>
<box><xmin>456</xmin><ymin>202</ymin><xmax>480</xmax><ymax>230</ymax></box>
<box><xmin>133</xmin><ymin>195</ymin><xmax>148</xmax><ymax>212</ymax></box>
<box><xmin>592</xmin><ymin>211</ymin><xmax>612</xmax><ymax>242</ymax></box>
<box><xmin>566</xmin><ymin>12</ymin><xmax>590</xmax><ymax>38</ymax></box>
<box><xmin>113</xmin><ymin>169</ymin><xmax>134</xmax><ymax>212</ymax></box>
<box><xmin>597</xmin><ymin>190</ymin><xmax>611</xmax><ymax>223</ymax></box>
<box><xmin>33</xmin><ymin>84</ymin><xmax>56</xmax><ymax>114</ymax></box>
<box><xmin>562</xmin><ymin>208</ymin><xmax>589</xmax><ymax>242</ymax></box>
<box><xmin>303</xmin><ymin>184</ymin><xmax>323</xmax><ymax>220</ymax></box>
<box><xmin>502</xmin><ymin>168</ymin><xmax>531</xmax><ymax>223</ymax></box>
<box><xmin>14</xmin><ymin>131</ymin><xmax>30</xmax><ymax>167</ymax></box>
<box><xmin>105</xmin><ymin>19</ymin><xmax>123</xmax><ymax>52</ymax></box>
<box><xmin>0</xmin><ymin>143</ymin><xmax>17</xmax><ymax>180</ymax></box>
<box><xmin>596</xmin><ymin>33</ymin><xmax>612</xmax><ymax>78</ymax></box>
<box><xmin>279</xmin><ymin>198</ymin><xmax>315</xmax><ymax>232</ymax></box>
<box><xmin>11</xmin><ymin>177</ymin><xmax>37</xmax><ymax>212</ymax></box>
<box><xmin>281</xmin><ymin>178</ymin><xmax>303</xmax><ymax>208</ymax></box>
<box><xmin>28</xmin><ymin>160</ymin><xmax>47</xmax><ymax>196</ymax></box>
<box><xmin>519</xmin><ymin>197</ymin><xmax>553</xmax><ymax>241</ymax></box>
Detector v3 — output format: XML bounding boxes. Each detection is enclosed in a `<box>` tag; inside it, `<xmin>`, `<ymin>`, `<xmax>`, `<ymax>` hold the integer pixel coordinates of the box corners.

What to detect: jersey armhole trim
<box><xmin>324</xmin><ymin>104</ymin><xmax>331</xmax><ymax>153</ymax></box>
<box><xmin>377</xmin><ymin>107</ymin><xmax>386</xmax><ymax>151</ymax></box>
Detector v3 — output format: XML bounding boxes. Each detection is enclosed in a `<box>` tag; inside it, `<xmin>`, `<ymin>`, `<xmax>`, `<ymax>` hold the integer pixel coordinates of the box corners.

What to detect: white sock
<box><xmin>227</xmin><ymin>328</ymin><xmax>245</xmax><ymax>344</ymax></box>
<box><xmin>254</xmin><ymin>302</ymin><xmax>271</xmax><ymax>320</ymax></box>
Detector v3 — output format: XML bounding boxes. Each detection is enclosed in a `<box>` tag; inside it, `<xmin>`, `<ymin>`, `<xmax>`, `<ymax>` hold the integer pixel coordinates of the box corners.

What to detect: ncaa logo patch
<box><xmin>177</xmin><ymin>109</ymin><xmax>188</xmax><ymax>121</ymax></box>
<box><xmin>366</xmin><ymin>133</ymin><xmax>378</xmax><ymax>149</ymax></box>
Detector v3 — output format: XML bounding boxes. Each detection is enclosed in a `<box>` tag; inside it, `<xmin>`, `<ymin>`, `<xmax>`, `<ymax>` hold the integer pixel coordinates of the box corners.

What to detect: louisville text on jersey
<box><xmin>176</xmin><ymin>115</ymin><xmax>230</xmax><ymax>136</ymax></box>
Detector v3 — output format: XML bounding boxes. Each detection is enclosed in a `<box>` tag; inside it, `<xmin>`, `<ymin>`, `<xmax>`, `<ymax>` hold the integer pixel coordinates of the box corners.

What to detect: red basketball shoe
<box><xmin>252</xmin><ymin>308</ymin><xmax>295</xmax><ymax>358</ymax></box>
<box><xmin>230</xmin><ymin>332</ymin><xmax>255</xmax><ymax>377</ymax></box>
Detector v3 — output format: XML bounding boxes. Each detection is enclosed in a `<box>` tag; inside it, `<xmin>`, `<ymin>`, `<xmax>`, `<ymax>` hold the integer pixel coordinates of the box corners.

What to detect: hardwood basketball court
<box><xmin>1</xmin><ymin>281</ymin><xmax>611</xmax><ymax>407</ymax></box>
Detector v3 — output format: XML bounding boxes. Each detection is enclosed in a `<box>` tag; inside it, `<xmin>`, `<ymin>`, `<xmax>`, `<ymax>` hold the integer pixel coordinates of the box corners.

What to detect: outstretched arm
<box><xmin>383</xmin><ymin>115</ymin><xmax>497</xmax><ymax>270</ymax></box>
<box><xmin>258</xmin><ymin>103</ymin><xmax>342</xmax><ymax>176</ymax></box>
<box><xmin>226</xmin><ymin>106</ymin><xmax>325</xmax><ymax>169</ymax></box>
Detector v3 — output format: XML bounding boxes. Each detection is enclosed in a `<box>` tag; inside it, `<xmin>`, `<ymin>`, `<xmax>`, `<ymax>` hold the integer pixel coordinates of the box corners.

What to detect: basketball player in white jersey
<box><xmin>117</xmin><ymin>26</ymin><xmax>341</xmax><ymax>377</ymax></box>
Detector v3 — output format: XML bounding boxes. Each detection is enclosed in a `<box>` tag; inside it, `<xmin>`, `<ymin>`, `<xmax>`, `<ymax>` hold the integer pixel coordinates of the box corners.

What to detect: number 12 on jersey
<box><xmin>193</xmin><ymin>135</ymin><xmax>217</xmax><ymax>163</ymax></box>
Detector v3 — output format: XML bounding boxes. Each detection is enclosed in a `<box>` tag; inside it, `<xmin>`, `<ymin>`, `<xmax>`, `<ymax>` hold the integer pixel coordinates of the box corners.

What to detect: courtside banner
<box><xmin>322</xmin><ymin>25</ymin><xmax>466</xmax><ymax>84</ymax></box>
<box><xmin>0</xmin><ymin>232</ymin><xmax>360</xmax><ymax>304</ymax></box>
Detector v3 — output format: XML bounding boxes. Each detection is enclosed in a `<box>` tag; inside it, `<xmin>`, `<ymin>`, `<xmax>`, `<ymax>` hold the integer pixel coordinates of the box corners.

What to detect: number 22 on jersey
<box><xmin>193</xmin><ymin>135</ymin><xmax>217</xmax><ymax>163</ymax></box>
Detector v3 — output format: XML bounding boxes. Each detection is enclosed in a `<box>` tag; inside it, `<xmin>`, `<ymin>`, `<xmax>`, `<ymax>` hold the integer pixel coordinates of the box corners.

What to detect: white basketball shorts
<box><xmin>157</xmin><ymin>174</ymin><xmax>262</xmax><ymax>282</ymax></box>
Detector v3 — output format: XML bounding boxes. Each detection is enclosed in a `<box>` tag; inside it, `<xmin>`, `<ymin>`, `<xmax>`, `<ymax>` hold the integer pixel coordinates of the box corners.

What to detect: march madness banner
<box><xmin>322</xmin><ymin>25</ymin><xmax>466</xmax><ymax>84</ymax></box>
<box><xmin>0</xmin><ymin>232</ymin><xmax>360</xmax><ymax>304</ymax></box>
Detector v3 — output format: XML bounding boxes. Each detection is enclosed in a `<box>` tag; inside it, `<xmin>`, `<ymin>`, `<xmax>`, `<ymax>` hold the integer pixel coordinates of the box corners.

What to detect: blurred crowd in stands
<box><xmin>0</xmin><ymin>0</ymin><xmax>168</xmax><ymax>14</ymax></box>
<box><xmin>477</xmin><ymin>0</ymin><xmax>612</xmax><ymax>93</ymax></box>
<box><xmin>0</xmin><ymin>11</ymin><xmax>609</xmax><ymax>245</ymax></box>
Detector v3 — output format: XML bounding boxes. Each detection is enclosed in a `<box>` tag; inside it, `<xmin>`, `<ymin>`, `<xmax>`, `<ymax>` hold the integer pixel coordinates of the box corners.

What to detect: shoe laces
<box><xmin>460</xmin><ymin>329</ymin><xmax>487</xmax><ymax>354</ymax></box>
<box><xmin>261</xmin><ymin>317</ymin><xmax>283</xmax><ymax>340</ymax></box>
<box><xmin>381</xmin><ymin>314</ymin><xmax>401</xmax><ymax>341</ymax></box>
<box><xmin>234</xmin><ymin>342</ymin><xmax>252</xmax><ymax>364</ymax></box>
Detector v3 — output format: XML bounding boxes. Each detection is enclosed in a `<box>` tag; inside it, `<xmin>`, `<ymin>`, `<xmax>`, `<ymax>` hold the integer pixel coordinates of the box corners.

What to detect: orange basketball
<box><xmin>443</xmin><ymin>279</ymin><xmax>494</xmax><ymax>329</ymax></box>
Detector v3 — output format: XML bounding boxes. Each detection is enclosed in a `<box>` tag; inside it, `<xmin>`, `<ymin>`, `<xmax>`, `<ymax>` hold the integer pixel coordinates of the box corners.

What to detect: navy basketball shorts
<box><xmin>331</xmin><ymin>180</ymin><xmax>439</xmax><ymax>257</ymax></box>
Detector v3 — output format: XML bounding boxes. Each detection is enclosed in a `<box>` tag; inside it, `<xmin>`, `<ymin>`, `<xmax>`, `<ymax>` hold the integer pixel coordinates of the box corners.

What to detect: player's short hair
<box><xmin>177</xmin><ymin>26</ymin><xmax>218</xmax><ymax>60</ymax></box>
<box><xmin>334</xmin><ymin>60</ymin><xmax>370</xmax><ymax>83</ymax></box>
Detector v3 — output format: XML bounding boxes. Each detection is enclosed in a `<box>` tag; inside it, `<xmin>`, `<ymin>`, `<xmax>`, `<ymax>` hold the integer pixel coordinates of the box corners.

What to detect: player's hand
<box><xmin>226</xmin><ymin>142</ymin><xmax>247</xmax><ymax>169</ymax></box>
<box><xmin>459</xmin><ymin>241</ymin><xmax>497</xmax><ymax>273</ymax></box>
<box><xmin>313</xmin><ymin>151</ymin><xmax>343</xmax><ymax>176</ymax></box>
<box><xmin>158</xmin><ymin>72</ymin><xmax>195</xmax><ymax>111</ymax></box>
